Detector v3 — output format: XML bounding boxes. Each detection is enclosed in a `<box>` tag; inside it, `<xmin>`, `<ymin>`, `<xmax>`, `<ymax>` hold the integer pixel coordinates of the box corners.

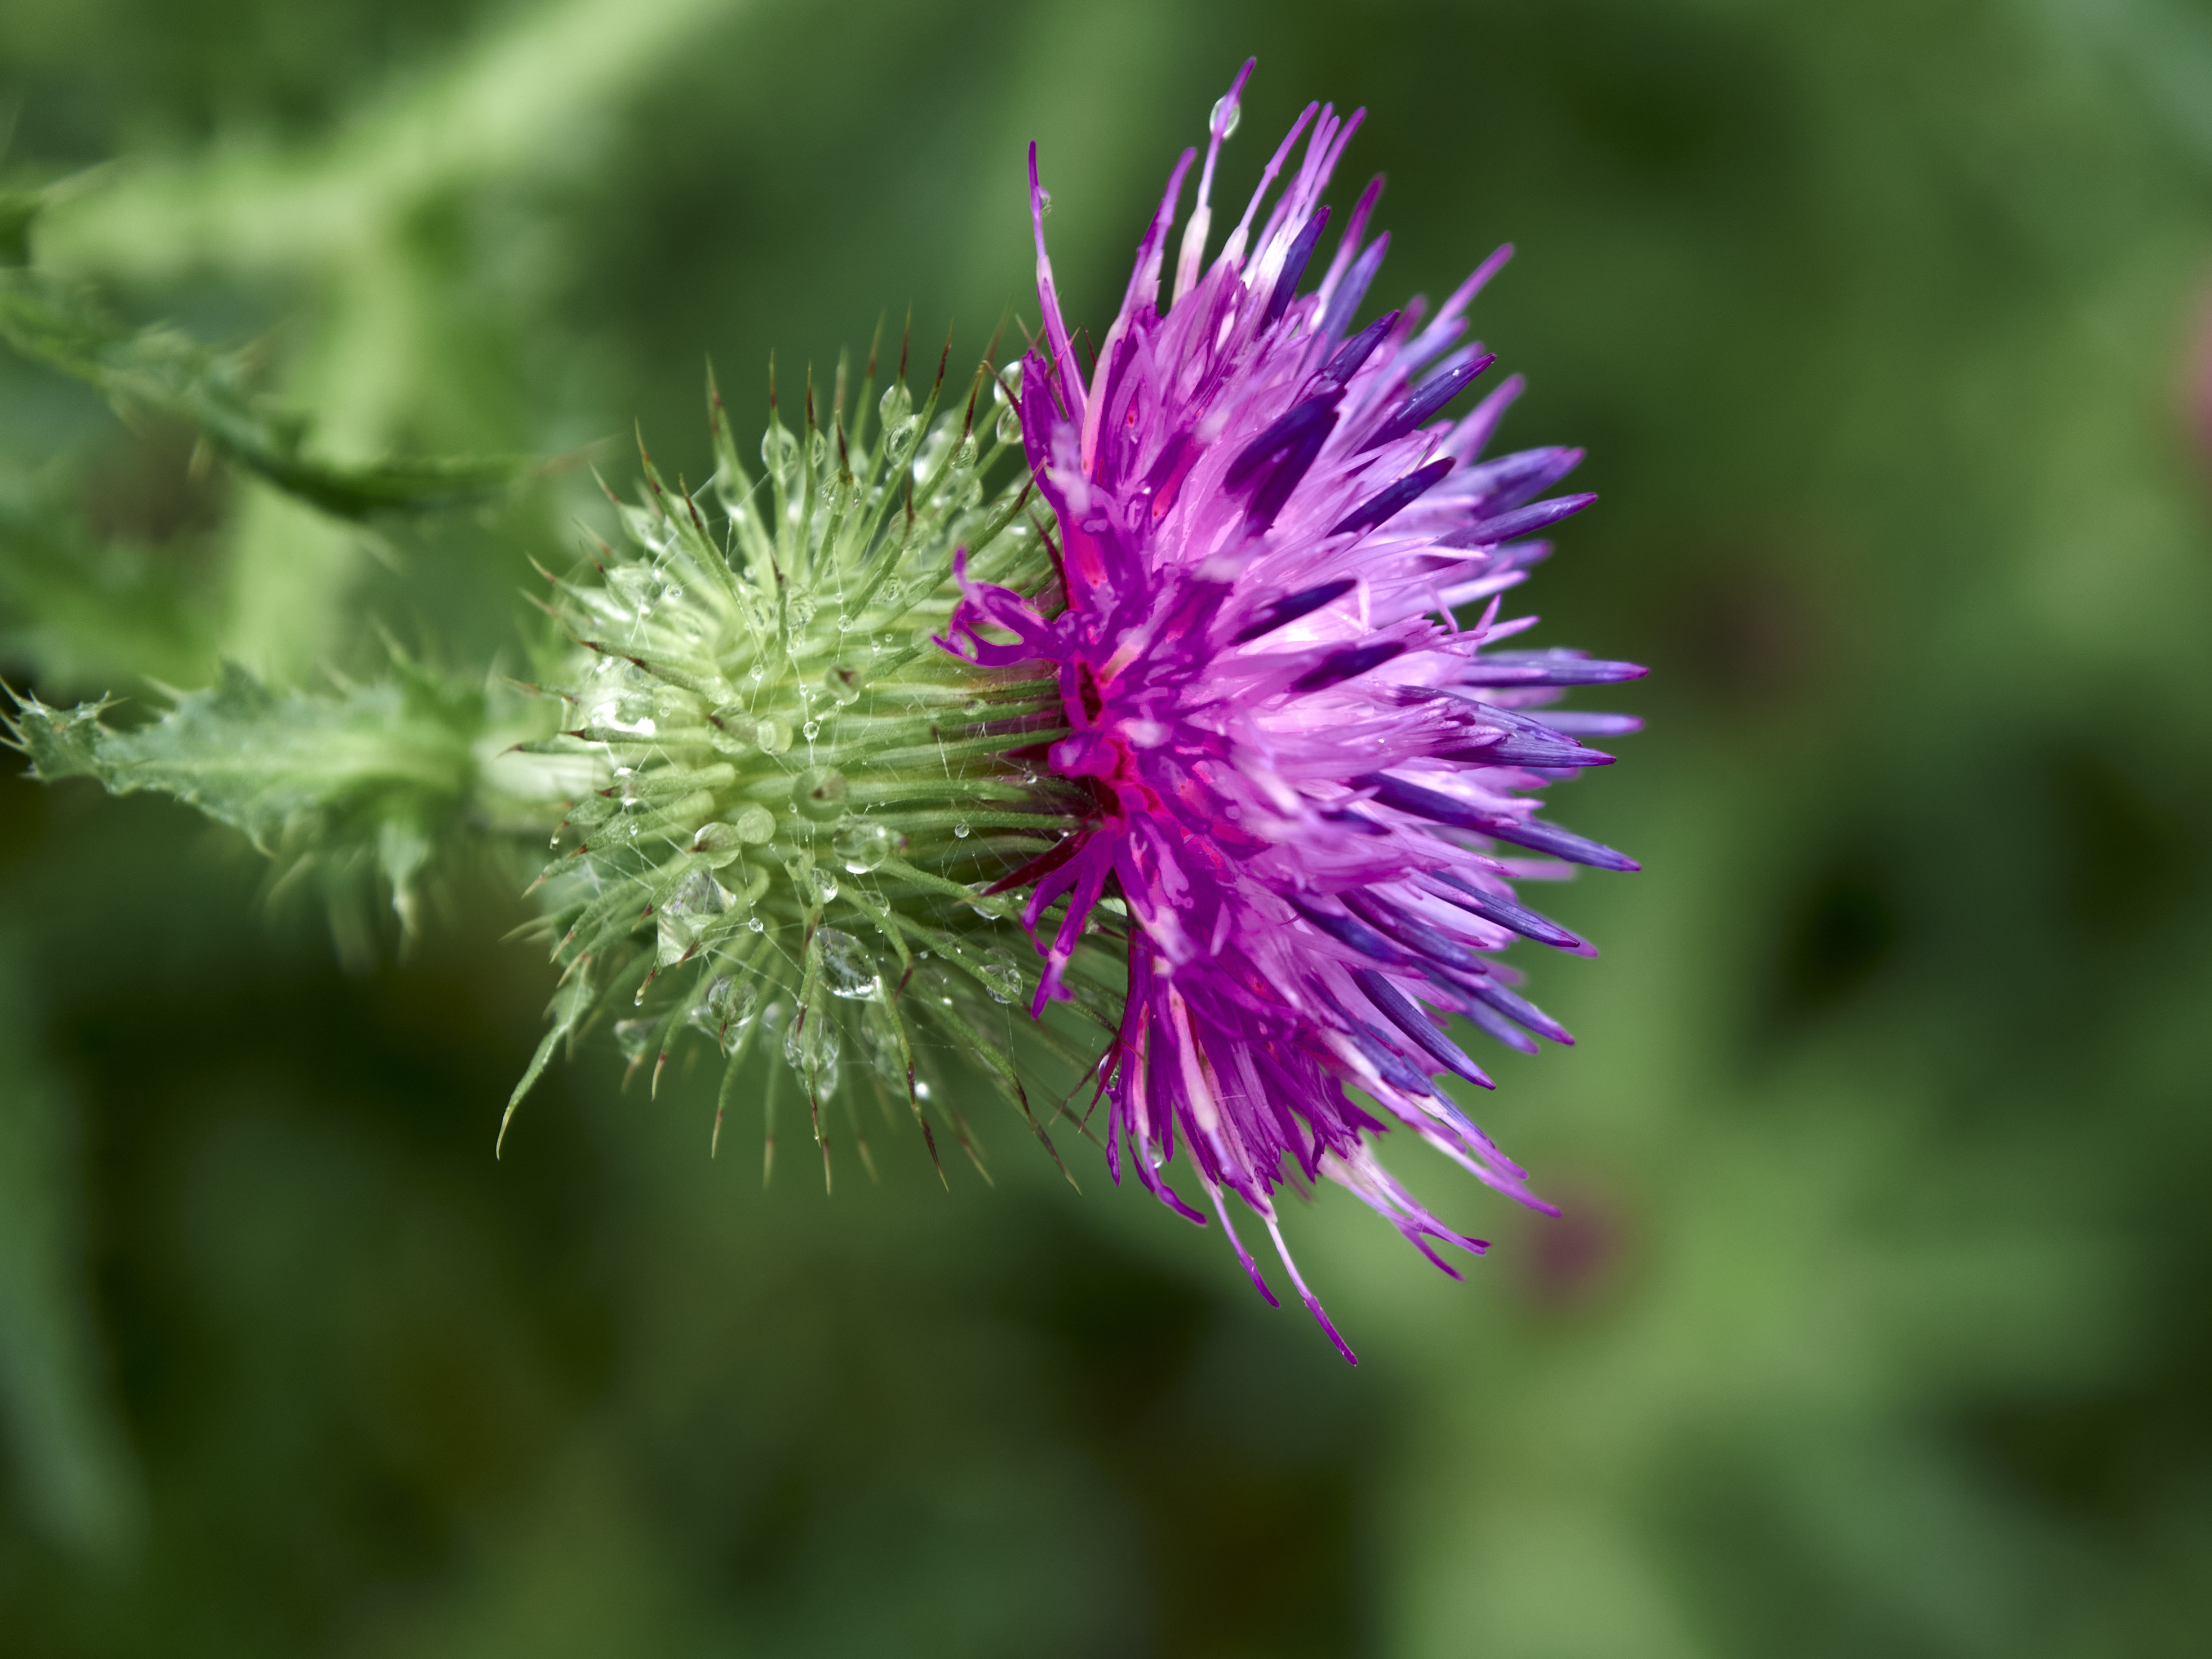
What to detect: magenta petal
<box><xmin>959</xmin><ymin>70</ymin><xmax>1641</xmax><ymax>1359</ymax></box>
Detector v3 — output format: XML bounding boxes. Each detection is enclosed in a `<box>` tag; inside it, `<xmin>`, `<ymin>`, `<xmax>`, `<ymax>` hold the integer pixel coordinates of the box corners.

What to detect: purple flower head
<box><xmin>938</xmin><ymin>63</ymin><xmax>1644</xmax><ymax>1361</ymax></box>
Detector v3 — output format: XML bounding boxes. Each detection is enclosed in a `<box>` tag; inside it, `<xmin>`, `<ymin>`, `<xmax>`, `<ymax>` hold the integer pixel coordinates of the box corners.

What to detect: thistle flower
<box><xmin>506</xmin><ymin>334</ymin><xmax>1116</xmax><ymax>1186</ymax></box>
<box><xmin>941</xmin><ymin>64</ymin><xmax>1645</xmax><ymax>1359</ymax></box>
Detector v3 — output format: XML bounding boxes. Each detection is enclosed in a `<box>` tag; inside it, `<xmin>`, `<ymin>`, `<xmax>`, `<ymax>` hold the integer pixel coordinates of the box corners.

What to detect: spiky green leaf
<box><xmin>3</xmin><ymin>659</ymin><xmax>486</xmax><ymax>931</ymax></box>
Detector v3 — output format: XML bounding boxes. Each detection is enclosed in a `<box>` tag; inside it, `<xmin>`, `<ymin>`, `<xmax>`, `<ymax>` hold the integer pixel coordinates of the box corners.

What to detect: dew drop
<box><xmin>976</xmin><ymin>946</ymin><xmax>1023</xmax><ymax>1005</ymax></box>
<box><xmin>710</xmin><ymin>705</ymin><xmax>758</xmax><ymax>748</ymax></box>
<box><xmin>794</xmin><ymin>765</ymin><xmax>849</xmax><ymax>822</ymax></box>
<box><xmin>1211</xmin><ymin>92</ymin><xmax>1241</xmax><ymax>138</ymax></box>
<box><xmin>952</xmin><ymin>820</ymin><xmax>970</xmax><ymax>839</ymax></box>
<box><xmin>725</xmin><ymin>803</ymin><xmax>775</xmax><ymax>844</ymax></box>
<box><xmin>689</xmin><ymin>975</ymin><xmax>759</xmax><ymax>1054</ymax></box>
<box><xmin>817</xmin><ymin>928</ymin><xmax>878</xmax><ymax>1000</ymax></box>
<box><xmin>658</xmin><ymin>869</ymin><xmax>735</xmax><ymax>964</ymax></box>
<box><xmin>755</xmin><ymin>716</ymin><xmax>793</xmax><ymax>755</ymax></box>
<box><xmin>613</xmin><ymin>1019</ymin><xmax>655</xmax><ymax>1064</ymax></box>
<box><xmin>761</xmin><ymin>424</ymin><xmax>800</xmax><ymax>474</ymax></box>
<box><xmin>802</xmin><ymin>720</ymin><xmax>820</xmax><ymax>741</ymax></box>
<box><xmin>832</xmin><ymin>819</ymin><xmax>897</xmax><ymax>873</ymax></box>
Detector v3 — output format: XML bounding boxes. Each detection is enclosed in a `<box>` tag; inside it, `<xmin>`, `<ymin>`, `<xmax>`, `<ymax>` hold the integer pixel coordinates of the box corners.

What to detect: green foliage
<box><xmin>0</xmin><ymin>467</ymin><xmax>219</xmax><ymax>691</ymax></box>
<box><xmin>0</xmin><ymin>263</ymin><xmax>532</xmax><ymax>520</ymax></box>
<box><xmin>0</xmin><ymin>933</ymin><xmax>138</xmax><ymax>1559</ymax></box>
<box><xmin>0</xmin><ymin>190</ymin><xmax>38</xmax><ymax>268</ymax></box>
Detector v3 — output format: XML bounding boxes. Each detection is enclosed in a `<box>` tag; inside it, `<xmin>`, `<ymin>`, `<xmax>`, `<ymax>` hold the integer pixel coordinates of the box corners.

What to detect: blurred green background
<box><xmin>4</xmin><ymin>0</ymin><xmax>2210</xmax><ymax>1653</ymax></box>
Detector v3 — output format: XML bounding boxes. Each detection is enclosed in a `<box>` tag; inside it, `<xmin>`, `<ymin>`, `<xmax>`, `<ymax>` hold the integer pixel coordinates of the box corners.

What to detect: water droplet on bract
<box><xmin>747</xmin><ymin>916</ymin><xmax>765</xmax><ymax>933</ymax></box>
<box><xmin>808</xmin><ymin>867</ymin><xmax>839</xmax><ymax>905</ymax></box>
<box><xmin>808</xmin><ymin>431</ymin><xmax>831</xmax><ymax>472</ymax></box>
<box><xmin>966</xmin><ymin>886</ymin><xmax>1014</xmax><ymax>920</ymax></box>
<box><xmin>658</xmin><ymin>868</ymin><xmax>735</xmax><ymax>963</ymax></box>
<box><xmin>794</xmin><ymin>765</ymin><xmax>848</xmax><ymax>822</ymax></box>
<box><xmin>914</xmin><ymin>1079</ymin><xmax>932</xmax><ymax>1101</ymax></box>
<box><xmin>885</xmin><ymin>415</ymin><xmax>920</xmax><ymax>461</ymax></box>
<box><xmin>952</xmin><ymin>436</ymin><xmax>978</xmax><ymax>471</ymax></box>
<box><xmin>1038</xmin><ymin>187</ymin><xmax>1052</xmax><ymax>215</ymax></box>
<box><xmin>670</xmin><ymin>868</ymin><xmax>733</xmax><ymax>917</ymax></box>
<box><xmin>783</xmin><ymin>1012</ymin><xmax>841</xmax><ymax>1090</ymax></box>
<box><xmin>761</xmin><ymin>424</ymin><xmax>800</xmax><ymax>476</ymax></box>
<box><xmin>614</xmin><ymin>1019</ymin><xmax>655</xmax><ymax>1063</ymax></box>
<box><xmin>992</xmin><ymin>362</ymin><xmax>1021</xmax><ymax>405</ymax></box>
<box><xmin>817</xmin><ymin>928</ymin><xmax>877</xmax><ymax>1000</ymax></box>
<box><xmin>995</xmin><ymin>406</ymin><xmax>1022</xmax><ymax>446</ymax></box>
<box><xmin>953</xmin><ymin>820</ymin><xmax>970</xmax><ymax>839</ymax></box>
<box><xmin>802</xmin><ymin>720</ymin><xmax>820</xmax><ymax>741</ymax></box>
<box><xmin>823</xmin><ymin>667</ymin><xmax>862</xmax><ymax>707</ymax></box>
<box><xmin>688</xmin><ymin>974</ymin><xmax>758</xmax><ymax>1054</ymax></box>
<box><xmin>832</xmin><ymin>819</ymin><xmax>897</xmax><ymax>873</ymax></box>
<box><xmin>755</xmin><ymin>716</ymin><xmax>793</xmax><ymax>755</ymax></box>
<box><xmin>655</xmin><ymin>917</ymin><xmax>686</xmax><ymax>965</ymax></box>
<box><xmin>713</xmin><ymin>973</ymin><xmax>755</xmax><ymax>1021</ymax></box>
<box><xmin>976</xmin><ymin>946</ymin><xmax>1023</xmax><ymax>1005</ymax></box>
<box><xmin>859</xmin><ymin>1001</ymin><xmax>904</xmax><ymax>1082</ymax></box>
<box><xmin>1211</xmin><ymin>92</ymin><xmax>1241</xmax><ymax>138</ymax></box>
<box><xmin>587</xmin><ymin>690</ymin><xmax>658</xmax><ymax>737</ymax></box>
<box><xmin>879</xmin><ymin>383</ymin><xmax>912</xmax><ymax>429</ymax></box>
<box><xmin>726</xmin><ymin>803</ymin><xmax>775</xmax><ymax>844</ymax></box>
<box><xmin>710</xmin><ymin>705</ymin><xmax>758</xmax><ymax>749</ymax></box>
<box><xmin>787</xmin><ymin>593</ymin><xmax>817</xmax><ymax>628</ymax></box>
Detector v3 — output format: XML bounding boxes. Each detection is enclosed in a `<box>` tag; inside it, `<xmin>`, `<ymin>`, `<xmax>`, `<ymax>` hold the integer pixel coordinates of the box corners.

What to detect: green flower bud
<box><xmin>501</xmin><ymin>344</ymin><xmax>1118</xmax><ymax>1189</ymax></box>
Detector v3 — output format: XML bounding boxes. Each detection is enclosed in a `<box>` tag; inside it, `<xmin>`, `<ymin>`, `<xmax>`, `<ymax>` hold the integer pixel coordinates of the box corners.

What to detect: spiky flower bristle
<box><xmin>501</xmin><ymin>335</ymin><xmax>1121</xmax><ymax>1184</ymax></box>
